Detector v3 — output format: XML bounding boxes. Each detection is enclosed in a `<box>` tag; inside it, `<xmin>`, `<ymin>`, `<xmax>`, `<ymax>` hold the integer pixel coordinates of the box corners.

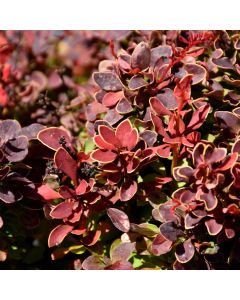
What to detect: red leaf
<box><xmin>107</xmin><ymin>208</ymin><xmax>130</xmax><ymax>232</ymax></box>
<box><xmin>48</xmin><ymin>224</ymin><xmax>73</xmax><ymax>248</ymax></box>
<box><xmin>186</xmin><ymin>104</ymin><xmax>210</xmax><ymax>132</ymax></box>
<box><xmin>102</xmin><ymin>91</ymin><xmax>123</xmax><ymax>107</ymax></box>
<box><xmin>91</xmin><ymin>149</ymin><xmax>117</xmax><ymax>163</ymax></box>
<box><xmin>75</xmin><ymin>180</ymin><xmax>88</xmax><ymax>195</ymax></box>
<box><xmin>115</xmin><ymin>119</ymin><xmax>138</xmax><ymax>150</ymax></box>
<box><xmin>37</xmin><ymin>127</ymin><xmax>71</xmax><ymax>151</ymax></box>
<box><xmin>105</xmin><ymin>261</ymin><xmax>133</xmax><ymax>270</ymax></box>
<box><xmin>120</xmin><ymin>179</ymin><xmax>137</xmax><ymax>201</ymax></box>
<box><xmin>99</xmin><ymin>125</ymin><xmax>120</xmax><ymax>148</ymax></box>
<box><xmin>54</xmin><ymin>148</ymin><xmax>78</xmax><ymax>186</ymax></box>
<box><xmin>50</xmin><ymin>201</ymin><xmax>75</xmax><ymax>219</ymax></box>
<box><xmin>150</xmin><ymin>97</ymin><xmax>172</xmax><ymax>116</ymax></box>
<box><xmin>215</xmin><ymin>152</ymin><xmax>238</xmax><ymax>171</ymax></box>
<box><xmin>174</xmin><ymin>74</ymin><xmax>192</xmax><ymax>110</ymax></box>
<box><xmin>37</xmin><ymin>184</ymin><xmax>62</xmax><ymax>201</ymax></box>
<box><xmin>94</xmin><ymin>135</ymin><xmax>115</xmax><ymax>150</ymax></box>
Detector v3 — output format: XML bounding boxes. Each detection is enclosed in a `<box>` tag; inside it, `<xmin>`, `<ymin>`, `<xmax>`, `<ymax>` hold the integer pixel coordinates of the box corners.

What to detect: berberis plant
<box><xmin>1</xmin><ymin>30</ymin><xmax>240</xmax><ymax>269</ymax></box>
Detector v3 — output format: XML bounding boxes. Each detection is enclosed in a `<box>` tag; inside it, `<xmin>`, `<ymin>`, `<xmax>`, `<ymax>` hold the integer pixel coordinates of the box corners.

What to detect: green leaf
<box><xmin>84</xmin><ymin>138</ymin><xmax>95</xmax><ymax>153</ymax></box>
<box><xmin>130</xmin><ymin>223</ymin><xmax>160</xmax><ymax>237</ymax></box>
<box><xmin>69</xmin><ymin>244</ymin><xmax>86</xmax><ymax>255</ymax></box>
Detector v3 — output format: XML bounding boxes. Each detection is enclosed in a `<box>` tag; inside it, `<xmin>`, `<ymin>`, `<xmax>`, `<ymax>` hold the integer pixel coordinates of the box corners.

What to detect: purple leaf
<box><xmin>160</xmin><ymin>221</ymin><xmax>184</xmax><ymax>242</ymax></box>
<box><xmin>175</xmin><ymin>239</ymin><xmax>195</xmax><ymax>263</ymax></box>
<box><xmin>21</xmin><ymin>123</ymin><xmax>45</xmax><ymax>140</ymax></box>
<box><xmin>205</xmin><ymin>218</ymin><xmax>223</xmax><ymax>235</ymax></box>
<box><xmin>82</xmin><ymin>255</ymin><xmax>111</xmax><ymax>270</ymax></box>
<box><xmin>107</xmin><ymin>208</ymin><xmax>130</xmax><ymax>232</ymax></box>
<box><xmin>131</xmin><ymin>42</ymin><xmax>151</xmax><ymax>70</ymax></box>
<box><xmin>0</xmin><ymin>187</ymin><xmax>15</xmax><ymax>203</ymax></box>
<box><xmin>0</xmin><ymin>119</ymin><xmax>21</xmax><ymax>143</ymax></box>
<box><xmin>120</xmin><ymin>179</ymin><xmax>137</xmax><ymax>201</ymax></box>
<box><xmin>93</xmin><ymin>72</ymin><xmax>123</xmax><ymax>91</ymax></box>
<box><xmin>151</xmin><ymin>234</ymin><xmax>173</xmax><ymax>256</ymax></box>
<box><xmin>156</xmin><ymin>88</ymin><xmax>178</xmax><ymax>110</ymax></box>
<box><xmin>116</xmin><ymin>98</ymin><xmax>133</xmax><ymax>114</ymax></box>
<box><xmin>111</xmin><ymin>242</ymin><xmax>135</xmax><ymax>263</ymax></box>
<box><xmin>105</xmin><ymin>261</ymin><xmax>134</xmax><ymax>270</ymax></box>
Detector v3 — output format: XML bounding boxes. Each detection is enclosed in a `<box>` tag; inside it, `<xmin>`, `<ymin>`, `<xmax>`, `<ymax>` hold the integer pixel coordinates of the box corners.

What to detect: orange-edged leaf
<box><xmin>175</xmin><ymin>239</ymin><xmax>195</xmax><ymax>263</ymax></box>
<box><xmin>37</xmin><ymin>127</ymin><xmax>71</xmax><ymax>151</ymax></box>
<box><xmin>91</xmin><ymin>149</ymin><xmax>117</xmax><ymax>163</ymax></box>
<box><xmin>50</xmin><ymin>201</ymin><xmax>75</xmax><ymax>219</ymax></box>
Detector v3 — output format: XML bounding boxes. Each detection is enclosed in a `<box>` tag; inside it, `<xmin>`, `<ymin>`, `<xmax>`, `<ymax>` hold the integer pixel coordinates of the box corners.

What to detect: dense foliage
<box><xmin>1</xmin><ymin>30</ymin><xmax>240</xmax><ymax>269</ymax></box>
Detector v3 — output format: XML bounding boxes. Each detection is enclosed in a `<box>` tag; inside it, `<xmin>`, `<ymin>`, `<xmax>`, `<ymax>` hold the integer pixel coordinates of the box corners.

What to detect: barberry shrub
<box><xmin>1</xmin><ymin>30</ymin><xmax>240</xmax><ymax>269</ymax></box>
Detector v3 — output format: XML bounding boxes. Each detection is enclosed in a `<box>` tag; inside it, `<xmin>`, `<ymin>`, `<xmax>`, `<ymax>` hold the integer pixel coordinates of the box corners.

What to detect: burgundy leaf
<box><xmin>98</xmin><ymin>125</ymin><xmax>120</xmax><ymax>148</ymax></box>
<box><xmin>0</xmin><ymin>119</ymin><xmax>21</xmax><ymax>142</ymax></box>
<box><xmin>150</xmin><ymin>45</ymin><xmax>172</xmax><ymax>67</ymax></box>
<box><xmin>54</xmin><ymin>147</ymin><xmax>78</xmax><ymax>186</ymax></box>
<box><xmin>197</xmin><ymin>189</ymin><xmax>218</xmax><ymax>211</ymax></box>
<box><xmin>140</xmin><ymin>130</ymin><xmax>157</xmax><ymax>147</ymax></box>
<box><xmin>151</xmin><ymin>234</ymin><xmax>173</xmax><ymax>256</ymax></box>
<box><xmin>120</xmin><ymin>179</ymin><xmax>137</xmax><ymax>201</ymax></box>
<box><xmin>107</xmin><ymin>208</ymin><xmax>130</xmax><ymax>232</ymax></box>
<box><xmin>185</xmin><ymin>213</ymin><xmax>202</xmax><ymax>229</ymax></box>
<box><xmin>215</xmin><ymin>111</ymin><xmax>240</xmax><ymax>135</ymax></box>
